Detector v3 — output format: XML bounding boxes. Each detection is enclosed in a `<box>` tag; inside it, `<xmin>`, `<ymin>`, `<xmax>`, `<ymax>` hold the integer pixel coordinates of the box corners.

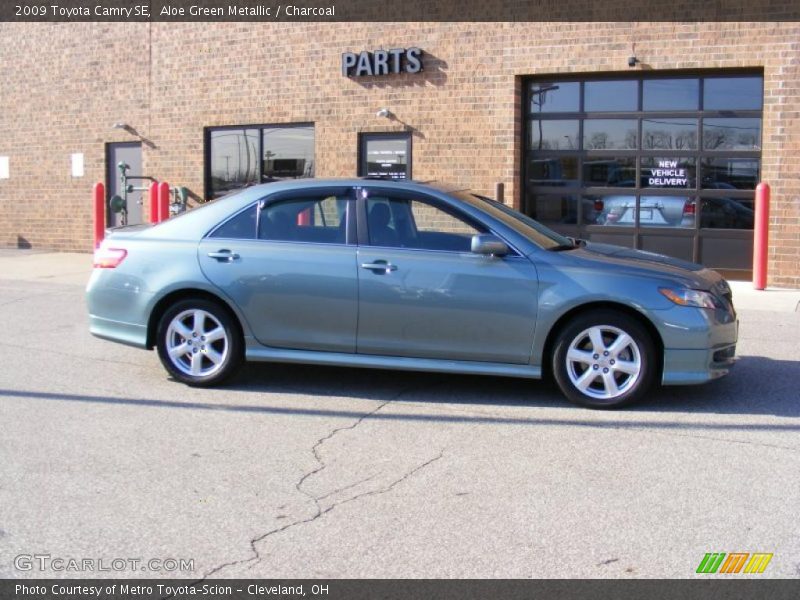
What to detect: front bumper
<box><xmin>656</xmin><ymin>304</ymin><xmax>738</xmax><ymax>385</ymax></box>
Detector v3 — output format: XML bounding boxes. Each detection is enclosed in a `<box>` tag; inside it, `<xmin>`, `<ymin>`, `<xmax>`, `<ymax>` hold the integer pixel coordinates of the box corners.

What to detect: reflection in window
<box><xmin>585</xmin><ymin>80</ymin><xmax>638</xmax><ymax>112</ymax></box>
<box><xmin>700</xmin><ymin>196</ymin><xmax>754</xmax><ymax>229</ymax></box>
<box><xmin>701</xmin><ymin>158</ymin><xmax>759</xmax><ymax>190</ymax></box>
<box><xmin>583</xmin><ymin>157</ymin><xmax>636</xmax><ymax>187</ymax></box>
<box><xmin>642</xmin><ymin>119</ymin><xmax>698</xmax><ymax>150</ymax></box>
<box><xmin>262</xmin><ymin>126</ymin><xmax>315</xmax><ymax>181</ymax></box>
<box><xmin>592</xmin><ymin>195</ymin><xmax>636</xmax><ymax>226</ymax></box>
<box><xmin>530</xmin><ymin>194</ymin><xmax>579</xmax><ymax>225</ymax></box>
<box><xmin>643</xmin><ymin>79</ymin><xmax>699</xmax><ymax>111</ymax></box>
<box><xmin>583</xmin><ymin>120</ymin><xmax>637</xmax><ymax>150</ymax></box>
<box><xmin>529</xmin><ymin>120</ymin><xmax>579</xmax><ymax>150</ymax></box>
<box><xmin>530</xmin><ymin>82</ymin><xmax>580</xmax><ymax>113</ymax></box>
<box><xmin>704</xmin><ymin>76</ymin><xmax>763</xmax><ymax>110</ymax></box>
<box><xmin>208</xmin><ymin>125</ymin><xmax>314</xmax><ymax>199</ymax></box>
<box><xmin>528</xmin><ymin>157</ymin><xmax>579</xmax><ymax>186</ymax></box>
<box><xmin>703</xmin><ymin>118</ymin><xmax>761</xmax><ymax>150</ymax></box>
<box><xmin>638</xmin><ymin>196</ymin><xmax>695</xmax><ymax>228</ymax></box>
<box><xmin>641</xmin><ymin>157</ymin><xmax>696</xmax><ymax>189</ymax></box>
<box><xmin>209</xmin><ymin>129</ymin><xmax>259</xmax><ymax>198</ymax></box>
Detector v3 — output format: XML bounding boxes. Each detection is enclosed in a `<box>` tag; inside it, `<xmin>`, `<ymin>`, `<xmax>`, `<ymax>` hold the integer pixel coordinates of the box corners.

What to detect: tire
<box><xmin>156</xmin><ymin>298</ymin><xmax>243</xmax><ymax>387</ymax></box>
<box><xmin>552</xmin><ymin>310</ymin><xmax>657</xmax><ymax>409</ymax></box>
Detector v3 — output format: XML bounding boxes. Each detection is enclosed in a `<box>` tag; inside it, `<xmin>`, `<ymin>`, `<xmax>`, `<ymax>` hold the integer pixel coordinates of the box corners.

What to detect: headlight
<box><xmin>659</xmin><ymin>287</ymin><xmax>719</xmax><ymax>309</ymax></box>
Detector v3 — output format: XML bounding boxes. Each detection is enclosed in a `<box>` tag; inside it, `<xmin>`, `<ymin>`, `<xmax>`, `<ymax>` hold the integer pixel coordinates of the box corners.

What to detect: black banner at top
<box><xmin>2</xmin><ymin>0</ymin><xmax>800</xmax><ymax>21</ymax></box>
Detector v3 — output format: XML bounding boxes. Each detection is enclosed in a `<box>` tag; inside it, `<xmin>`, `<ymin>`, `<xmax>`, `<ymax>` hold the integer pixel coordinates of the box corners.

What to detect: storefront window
<box><xmin>703</xmin><ymin>118</ymin><xmax>761</xmax><ymax>150</ymax></box>
<box><xmin>582</xmin><ymin>157</ymin><xmax>636</xmax><ymax>187</ymax></box>
<box><xmin>529</xmin><ymin>82</ymin><xmax>580</xmax><ymax>113</ymax></box>
<box><xmin>525</xmin><ymin>71</ymin><xmax>762</xmax><ymax>265</ymax></box>
<box><xmin>643</xmin><ymin>79</ymin><xmax>699</xmax><ymax>111</ymax></box>
<box><xmin>642</xmin><ymin>118</ymin><xmax>698</xmax><ymax>150</ymax></box>
<box><xmin>585</xmin><ymin>80</ymin><xmax>638</xmax><ymax>112</ymax></box>
<box><xmin>529</xmin><ymin>120</ymin><xmax>579</xmax><ymax>150</ymax></box>
<box><xmin>701</xmin><ymin>158</ymin><xmax>759</xmax><ymax>190</ymax></box>
<box><xmin>583</xmin><ymin>119</ymin><xmax>637</xmax><ymax>149</ymax></box>
<box><xmin>528</xmin><ymin>157</ymin><xmax>579</xmax><ymax>187</ymax></box>
<box><xmin>206</xmin><ymin>124</ymin><xmax>314</xmax><ymax>199</ymax></box>
<box><xmin>703</xmin><ymin>76</ymin><xmax>763</xmax><ymax>110</ymax></box>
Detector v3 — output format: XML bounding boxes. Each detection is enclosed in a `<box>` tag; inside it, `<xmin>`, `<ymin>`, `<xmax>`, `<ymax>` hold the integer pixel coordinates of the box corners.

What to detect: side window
<box><xmin>209</xmin><ymin>204</ymin><xmax>257</xmax><ymax>239</ymax></box>
<box><xmin>259</xmin><ymin>196</ymin><xmax>349</xmax><ymax>244</ymax></box>
<box><xmin>366</xmin><ymin>196</ymin><xmax>484</xmax><ymax>252</ymax></box>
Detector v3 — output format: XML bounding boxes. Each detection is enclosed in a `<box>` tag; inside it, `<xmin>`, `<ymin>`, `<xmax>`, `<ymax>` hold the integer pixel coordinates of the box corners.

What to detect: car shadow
<box><xmin>227</xmin><ymin>353</ymin><xmax>800</xmax><ymax>419</ymax></box>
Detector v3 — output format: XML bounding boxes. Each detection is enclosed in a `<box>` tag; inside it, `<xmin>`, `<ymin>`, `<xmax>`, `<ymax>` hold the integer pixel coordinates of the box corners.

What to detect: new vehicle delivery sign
<box><xmin>649</xmin><ymin>160</ymin><xmax>687</xmax><ymax>187</ymax></box>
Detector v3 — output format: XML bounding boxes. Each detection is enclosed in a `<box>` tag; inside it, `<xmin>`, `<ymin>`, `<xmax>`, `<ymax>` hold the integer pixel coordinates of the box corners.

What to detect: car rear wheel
<box><xmin>552</xmin><ymin>310</ymin><xmax>657</xmax><ymax>409</ymax></box>
<box><xmin>156</xmin><ymin>298</ymin><xmax>243</xmax><ymax>386</ymax></box>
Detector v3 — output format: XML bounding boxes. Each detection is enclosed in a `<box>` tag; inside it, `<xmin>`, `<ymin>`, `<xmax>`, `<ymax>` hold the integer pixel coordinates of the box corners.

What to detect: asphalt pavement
<box><xmin>1</xmin><ymin>251</ymin><xmax>799</xmax><ymax>579</ymax></box>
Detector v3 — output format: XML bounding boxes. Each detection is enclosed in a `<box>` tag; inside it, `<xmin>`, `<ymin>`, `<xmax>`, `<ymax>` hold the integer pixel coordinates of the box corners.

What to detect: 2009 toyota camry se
<box><xmin>86</xmin><ymin>178</ymin><xmax>737</xmax><ymax>409</ymax></box>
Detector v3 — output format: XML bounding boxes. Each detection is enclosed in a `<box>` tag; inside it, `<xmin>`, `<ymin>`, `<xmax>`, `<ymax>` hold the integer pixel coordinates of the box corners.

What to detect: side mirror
<box><xmin>471</xmin><ymin>234</ymin><xmax>509</xmax><ymax>257</ymax></box>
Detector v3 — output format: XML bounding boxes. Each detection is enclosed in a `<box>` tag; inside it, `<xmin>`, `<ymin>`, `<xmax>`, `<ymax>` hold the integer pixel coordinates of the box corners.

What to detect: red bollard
<box><xmin>93</xmin><ymin>182</ymin><xmax>106</xmax><ymax>249</ymax></box>
<box><xmin>753</xmin><ymin>182</ymin><xmax>770</xmax><ymax>290</ymax></box>
<box><xmin>158</xmin><ymin>182</ymin><xmax>170</xmax><ymax>223</ymax></box>
<box><xmin>148</xmin><ymin>181</ymin><xmax>159</xmax><ymax>224</ymax></box>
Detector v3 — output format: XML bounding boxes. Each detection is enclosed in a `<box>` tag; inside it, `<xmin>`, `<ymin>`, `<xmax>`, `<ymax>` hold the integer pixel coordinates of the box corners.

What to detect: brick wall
<box><xmin>0</xmin><ymin>21</ymin><xmax>798</xmax><ymax>287</ymax></box>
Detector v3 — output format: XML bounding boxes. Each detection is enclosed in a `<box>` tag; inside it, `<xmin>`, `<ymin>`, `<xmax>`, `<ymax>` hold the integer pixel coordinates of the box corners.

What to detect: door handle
<box><xmin>361</xmin><ymin>261</ymin><xmax>397</xmax><ymax>273</ymax></box>
<box><xmin>207</xmin><ymin>250</ymin><xmax>239</xmax><ymax>262</ymax></box>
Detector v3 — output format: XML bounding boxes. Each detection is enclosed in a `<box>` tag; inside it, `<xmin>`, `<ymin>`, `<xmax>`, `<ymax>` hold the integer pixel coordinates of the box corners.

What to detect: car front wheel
<box><xmin>552</xmin><ymin>310</ymin><xmax>657</xmax><ymax>409</ymax></box>
<box><xmin>156</xmin><ymin>298</ymin><xmax>243</xmax><ymax>386</ymax></box>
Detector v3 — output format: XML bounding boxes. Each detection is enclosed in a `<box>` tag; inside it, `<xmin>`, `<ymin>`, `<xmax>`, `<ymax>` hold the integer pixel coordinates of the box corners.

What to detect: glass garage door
<box><xmin>523</xmin><ymin>72</ymin><xmax>763</xmax><ymax>279</ymax></box>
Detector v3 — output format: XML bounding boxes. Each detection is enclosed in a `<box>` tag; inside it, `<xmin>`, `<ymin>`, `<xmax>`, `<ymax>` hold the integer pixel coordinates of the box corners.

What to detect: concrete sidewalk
<box><xmin>0</xmin><ymin>249</ymin><xmax>92</xmax><ymax>286</ymax></box>
<box><xmin>1</xmin><ymin>249</ymin><xmax>798</xmax><ymax>312</ymax></box>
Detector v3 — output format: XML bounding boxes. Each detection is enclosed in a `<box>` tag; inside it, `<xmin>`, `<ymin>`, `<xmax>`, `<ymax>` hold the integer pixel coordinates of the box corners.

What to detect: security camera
<box><xmin>628</xmin><ymin>56</ymin><xmax>639</xmax><ymax>67</ymax></box>
<box><xmin>376</xmin><ymin>108</ymin><xmax>391</xmax><ymax>118</ymax></box>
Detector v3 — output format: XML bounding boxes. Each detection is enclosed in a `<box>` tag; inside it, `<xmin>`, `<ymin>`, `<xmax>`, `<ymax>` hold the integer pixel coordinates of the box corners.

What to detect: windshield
<box><xmin>451</xmin><ymin>191</ymin><xmax>573</xmax><ymax>250</ymax></box>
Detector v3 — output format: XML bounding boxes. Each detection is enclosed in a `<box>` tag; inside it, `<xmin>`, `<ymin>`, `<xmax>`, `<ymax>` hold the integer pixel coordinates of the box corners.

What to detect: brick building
<box><xmin>0</xmin><ymin>21</ymin><xmax>798</xmax><ymax>286</ymax></box>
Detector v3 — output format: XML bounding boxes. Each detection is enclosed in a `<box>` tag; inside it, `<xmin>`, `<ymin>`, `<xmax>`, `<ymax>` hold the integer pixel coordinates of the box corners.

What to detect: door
<box><xmin>356</xmin><ymin>191</ymin><xmax>539</xmax><ymax>364</ymax></box>
<box><xmin>106</xmin><ymin>142</ymin><xmax>143</xmax><ymax>226</ymax></box>
<box><xmin>198</xmin><ymin>189</ymin><xmax>359</xmax><ymax>352</ymax></box>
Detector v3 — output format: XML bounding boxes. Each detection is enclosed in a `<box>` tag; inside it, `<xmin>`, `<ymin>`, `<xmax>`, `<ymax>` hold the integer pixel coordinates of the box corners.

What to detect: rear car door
<box><xmin>198</xmin><ymin>187</ymin><xmax>359</xmax><ymax>352</ymax></box>
<box><xmin>355</xmin><ymin>188</ymin><xmax>539</xmax><ymax>364</ymax></box>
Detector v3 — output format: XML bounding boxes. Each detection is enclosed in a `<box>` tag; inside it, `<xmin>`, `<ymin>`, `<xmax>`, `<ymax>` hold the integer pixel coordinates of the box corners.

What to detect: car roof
<box><xmin>246</xmin><ymin>177</ymin><xmax>469</xmax><ymax>195</ymax></box>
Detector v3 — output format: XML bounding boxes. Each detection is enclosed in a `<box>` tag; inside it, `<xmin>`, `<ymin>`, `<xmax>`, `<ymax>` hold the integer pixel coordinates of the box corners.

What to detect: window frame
<box><xmin>204</xmin><ymin>122</ymin><xmax>315</xmax><ymax>201</ymax></box>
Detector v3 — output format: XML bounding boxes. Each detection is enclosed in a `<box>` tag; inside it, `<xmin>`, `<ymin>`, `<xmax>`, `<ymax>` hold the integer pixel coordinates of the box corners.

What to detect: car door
<box><xmin>355</xmin><ymin>189</ymin><xmax>539</xmax><ymax>364</ymax></box>
<box><xmin>198</xmin><ymin>188</ymin><xmax>359</xmax><ymax>352</ymax></box>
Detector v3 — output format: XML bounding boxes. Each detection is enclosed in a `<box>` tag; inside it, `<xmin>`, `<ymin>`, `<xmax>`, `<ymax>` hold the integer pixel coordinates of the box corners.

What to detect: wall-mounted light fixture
<box><xmin>111</xmin><ymin>123</ymin><xmax>156</xmax><ymax>149</ymax></box>
<box><xmin>628</xmin><ymin>56</ymin><xmax>640</xmax><ymax>68</ymax></box>
<box><xmin>376</xmin><ymin>108</ymin><xmax>393</xmax><ymax>119</ymax></box>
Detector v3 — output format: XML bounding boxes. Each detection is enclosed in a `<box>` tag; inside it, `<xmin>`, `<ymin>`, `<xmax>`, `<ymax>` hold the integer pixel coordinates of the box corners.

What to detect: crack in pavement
<box><xmin>175</xmin><ymin>382</ymin><xmax>447</xmax><ymax>591</ymax></box>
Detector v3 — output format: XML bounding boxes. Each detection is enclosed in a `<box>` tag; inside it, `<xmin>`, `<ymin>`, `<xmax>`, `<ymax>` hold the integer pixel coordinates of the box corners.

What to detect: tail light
<box><xmin>93</xmin><ymin>247</ymin><xmax>128</xmax><ymax>268</ymax></box>
<box><xmin>683</xmin><ymin>200</ymin><xmax>696</xmax><ymax>216</ymax></box>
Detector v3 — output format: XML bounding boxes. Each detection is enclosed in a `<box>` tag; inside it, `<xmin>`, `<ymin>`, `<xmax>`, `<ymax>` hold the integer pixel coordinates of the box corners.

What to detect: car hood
<box><xmin>562</xmin><ymin>242</ymin><xmax>725</xmax><ymax>290</ymax></box>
